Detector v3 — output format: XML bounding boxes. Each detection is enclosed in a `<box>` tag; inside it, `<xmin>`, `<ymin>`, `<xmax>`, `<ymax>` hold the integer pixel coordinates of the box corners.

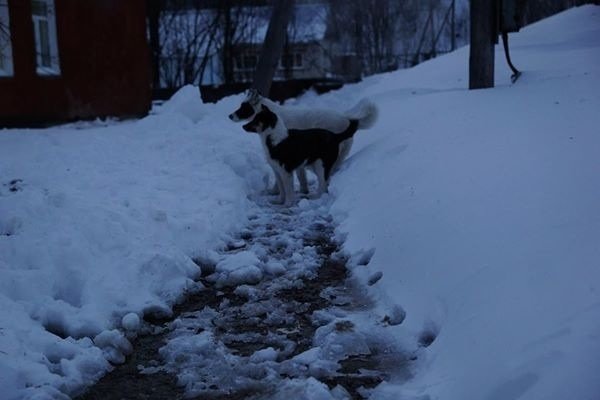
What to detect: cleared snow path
<box><xmin>77</xmin><ymin>194</ymin><xmax>410</xmax><ymax>399</ymax></box>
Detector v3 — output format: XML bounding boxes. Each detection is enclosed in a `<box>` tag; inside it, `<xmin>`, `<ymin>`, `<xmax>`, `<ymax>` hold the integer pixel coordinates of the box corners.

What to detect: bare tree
<box><xmin>156</xmin><ymin>0</ymin><xmax>274</xmax><ymax>89</ymax></box>
<box><xmin>216</xmin><ymin>2</ymin><xmax>268</xmax><ymax>85</ymax></box>
<box><xmin>253</xmin><ymin>0</ymin><xmax>295</xmax><ymax>95</ymax></box>
<box><xmin>0</xmin><ymin>2</ymin><xmax>10</xmax><ymax>71</ymax></box>
<box><xmin>327</xmin><ymin>0</ymin><xmax>421</xmax><ymax>75</ymax></box>
<box><xmin>362</xmin><ymin>0</ymin><xmax>405</xmax><ymax>73</ymax></box>
<box><xmin>159</xmin><ymin>2</ymin><xmax>221</xmax><ymax>88</ymax></box>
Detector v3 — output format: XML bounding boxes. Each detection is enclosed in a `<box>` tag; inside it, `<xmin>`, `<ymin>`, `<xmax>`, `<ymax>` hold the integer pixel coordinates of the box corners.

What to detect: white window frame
<box><xmin>234</xmin><ymin>52</ymin><xmax>259</xmax><ymax>72</ymax></box>
<box><xmin>0</xmin><ymin>0</ymin><xmax>13</xmax><ymax>76</ymax></box>
<box><xmin>279</xmin><ymin>52</ymin><xmax>303</xmax><ymax>70</ymax></box>
<box><xmin>31</xmin><ymin>0</ymin><xmax>60</xmax><ymax>76</ymax></box>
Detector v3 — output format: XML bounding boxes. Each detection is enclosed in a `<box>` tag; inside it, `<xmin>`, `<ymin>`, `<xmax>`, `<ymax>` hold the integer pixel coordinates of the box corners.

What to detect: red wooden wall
<box><xmin>0</xmin><ymin>0</ymin><xmax>151</xmax><ymax>125</ymax></box>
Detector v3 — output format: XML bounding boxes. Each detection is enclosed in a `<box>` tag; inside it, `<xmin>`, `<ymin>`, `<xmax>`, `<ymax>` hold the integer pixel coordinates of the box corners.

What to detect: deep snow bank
<box><xmin>0</xmin><ymin>88</ymin><xmax>269</xmax><ymax>399</ymax></box>
<box><xmin>302</xmin><ymin>6</ymin><xmax>600</xmax><ymax>400</ymax></box>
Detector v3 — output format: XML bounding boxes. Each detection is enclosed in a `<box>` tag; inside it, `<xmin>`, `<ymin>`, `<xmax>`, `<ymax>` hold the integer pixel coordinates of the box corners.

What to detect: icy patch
<box><xmin>93</xmin><ymin>330</ymin><xmax>133</xmax><ymax>364</ymax></box>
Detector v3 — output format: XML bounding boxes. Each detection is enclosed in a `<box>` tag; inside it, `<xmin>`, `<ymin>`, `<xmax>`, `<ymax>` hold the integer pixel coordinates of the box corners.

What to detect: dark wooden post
<box><xmin>252</xmin><ymin>0</ymin><xmax>295</xmax><ymax>97</ymax></box>
<box><xmin>469</xmin><ymin>0</ymin><xmax>497</xmax><ymax>89</ymax></box>
<box><xmin>146</xmin><ymin>0</ymin><xmax>161</xmax><ymax>90</ymax></box>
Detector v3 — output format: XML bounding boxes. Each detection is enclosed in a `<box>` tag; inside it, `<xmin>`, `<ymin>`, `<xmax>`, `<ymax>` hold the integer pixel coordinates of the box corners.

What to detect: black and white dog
<box><xmin>230</xmin><ymin>89</ymin><xmax>377</xmax><ymax>194</ymax></box>
<box><xmin>242</xmin><ymin>105</ymin><xmax>362</xmax><ymax>206</ymax></box>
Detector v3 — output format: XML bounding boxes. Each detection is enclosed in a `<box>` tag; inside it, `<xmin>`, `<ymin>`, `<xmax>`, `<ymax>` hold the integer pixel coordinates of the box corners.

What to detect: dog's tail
<box><xmin>344</xmin><ymin>98</ymin><xmax>378</xmax><ymax>130</ymax></box>
<box><xmin>334</xmin><ymin>119</ymin><xmax>360</xmax><ymax>144</ymax></box>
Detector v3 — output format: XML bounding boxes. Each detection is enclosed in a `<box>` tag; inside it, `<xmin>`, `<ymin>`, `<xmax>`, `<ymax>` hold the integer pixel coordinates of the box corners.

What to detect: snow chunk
<box><xmin>265</xmin><ymin>261</ymin><xmax>286</xmax><ymax>276</ymax></box>
<box><xmin>216</xmin><ymin>251</ymin><xmax>261</xmax><ymax>273</ymax></box>
<box><xmin>314</xmin><ymin>320</ymin><xmax>371</xmax><ymax>361</ymax></box>
<box><xmin>121</xmin><ymin>313</ymin><xmax>141</xmax><ymax>331</ymax></box>
<box><xmin>93</xmin><ymin>330</ymin><xmax>133</xmax><ymax>364</ymax></box>
<box><xmin>215</xmin><ymin>251</ymin><xmax>264</xmax><ymax>287</ymax></box>
<box><xmin>250</xmin><ymin>347</ymin><xmax>278</xmax><ymax>363</ymax></box>
<box><xmin>272</xmin><ymin>377</ymin><xmax>337</xmax><ymax>400</ymax></box>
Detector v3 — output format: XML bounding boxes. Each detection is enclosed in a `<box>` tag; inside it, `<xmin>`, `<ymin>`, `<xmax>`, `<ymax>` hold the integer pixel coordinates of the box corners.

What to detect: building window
<box><xmin>234</xmin><ymin>53</ymin><xmax>258</xmax><ymax>71</ymax></box>
<box><xmin>243</xmin><ymin>54</ymin><xmax>257</xmax><ymax>69</ymax></box>
<box><xmin>280</xmin><ymin>53</ymin><xmax>303</xmax><ymax>70</ymax></box>
<box><xmin>31</xmin><ymin>0</ymin><xmax>60</xmax><ymax>75</ymax></box>
<box><xmin>0</xmin><ymin>0</ymin><xmax>13</xmax><ymax>76</ymax></box>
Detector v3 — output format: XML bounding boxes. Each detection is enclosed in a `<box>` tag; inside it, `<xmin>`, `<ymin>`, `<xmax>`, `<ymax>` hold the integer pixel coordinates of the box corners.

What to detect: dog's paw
<box><xmin>270</xmin><ymin>196</ymin><xmax>285</xmax><ymax>205</ymax></box>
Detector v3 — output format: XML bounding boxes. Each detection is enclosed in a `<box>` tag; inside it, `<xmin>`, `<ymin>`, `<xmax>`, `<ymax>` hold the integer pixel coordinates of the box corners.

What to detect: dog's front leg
<box><xmin>281</xmin><ymin>170</ymin><xmax>296</xmax><ymax>207</ymax></box>
<box><xmin>267</xmin><ymin>164</ymin><xmax>285</xmax><ymax>204</ymax></box>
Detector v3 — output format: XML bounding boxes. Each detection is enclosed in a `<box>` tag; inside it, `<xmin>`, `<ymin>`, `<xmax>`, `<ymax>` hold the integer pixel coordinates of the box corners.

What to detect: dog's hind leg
<box><xmin>268</xmin><ymin>179</ymin><xmax>280</xmax><ymax>196</ymax></box>
<box><xmin>332</xmin><ymin>138</ymin><xmax>353</xmax><ymax>173</ymax></box>
<box><xmin>296</xmin><ymin>167</ymin><xmax>309</xmax><ymax>194</ymax></box>
<box><xmin>311</xmin><ymin>161</ymin><xmax>328</xmax><ymax>197</ymax></box>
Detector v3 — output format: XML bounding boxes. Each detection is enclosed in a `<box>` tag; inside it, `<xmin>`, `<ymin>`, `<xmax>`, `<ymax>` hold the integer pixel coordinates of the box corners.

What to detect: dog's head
<box><xmin>229</xmin><ymin>89</ymin><xmax>261</xmax><ymax>122</ymax></box>
<box><xmin>242</xmin><ymin>105</ymin><xmax>277</xmax><ymax>134</ymax></box>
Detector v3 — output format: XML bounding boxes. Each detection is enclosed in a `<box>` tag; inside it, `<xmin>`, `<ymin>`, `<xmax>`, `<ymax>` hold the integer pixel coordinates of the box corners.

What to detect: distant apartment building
<box><xmin>229</xmin><ymin>3</ymin><xmax>361</xmax><ymax>84</ymax></box>
<box><xmin>157</xmin><ymin>1</ymin><xmax>362</xmax><ymax>98</ymax></box>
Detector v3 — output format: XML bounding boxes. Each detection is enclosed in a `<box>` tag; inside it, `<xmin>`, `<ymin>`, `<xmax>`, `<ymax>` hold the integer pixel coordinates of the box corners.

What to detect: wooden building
<box><xmin>0</xmin><ymin>0</ymin><xmax>151</xmax><ymax>126</ymax></box>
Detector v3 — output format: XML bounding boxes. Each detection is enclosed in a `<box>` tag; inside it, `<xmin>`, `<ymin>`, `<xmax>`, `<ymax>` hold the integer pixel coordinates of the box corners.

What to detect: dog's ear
<box><xmin>248</xmin><ymin>88</ymin><xmax>259</xmax><ymax>104</ymax></box>
<box><xmin>262</xmin><ymin>105</ymin><xmax>277</xmax><ymax>128</ymax></box>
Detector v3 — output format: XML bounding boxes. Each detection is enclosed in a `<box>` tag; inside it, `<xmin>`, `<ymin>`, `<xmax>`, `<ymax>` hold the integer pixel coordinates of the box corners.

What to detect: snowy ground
<box><xmin>1</xmin><ymin>5</ymin><xmax>600</xmax><ymax>400</ymax></box>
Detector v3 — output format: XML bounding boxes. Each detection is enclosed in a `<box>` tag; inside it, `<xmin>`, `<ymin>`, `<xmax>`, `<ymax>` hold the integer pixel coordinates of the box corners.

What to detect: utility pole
<box><xmin>451</xmin><ymin>0</ymin><xmax>456</xmax><ymax>51</ymax></box>
<box><xmin>469</xmin><ymin>0</ymin><xmax>497</xmax><ymax>89</ymax></box>
<box><xmin>252</xmin><ymin>0</ymin><xmax>295</xmax><ymax>96</ymax></box>
<box><xmin>429</xmin><ymin>1</ymin><xmax>436</xmax><ymax>58</ymax></box>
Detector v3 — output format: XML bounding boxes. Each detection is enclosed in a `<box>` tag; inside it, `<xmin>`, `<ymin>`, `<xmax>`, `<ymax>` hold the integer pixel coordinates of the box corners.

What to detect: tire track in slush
<box><xmin>78</xmin><ymin>195</ymin><xmax>410</xmax><ymax>399</ymax></box>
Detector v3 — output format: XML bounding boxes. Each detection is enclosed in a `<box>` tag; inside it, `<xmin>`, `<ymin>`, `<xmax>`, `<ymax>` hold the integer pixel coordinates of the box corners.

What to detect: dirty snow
<box><xmin>152</xmin><ymin>195</ymin><xmax>401</xmax><ymax>399</ymax></box>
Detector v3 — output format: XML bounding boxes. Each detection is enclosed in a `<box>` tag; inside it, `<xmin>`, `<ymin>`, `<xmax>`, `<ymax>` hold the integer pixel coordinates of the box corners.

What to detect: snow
<box><xmin>0</xmin><ymin>88</ymin><xmax>270</xmax><ymax>399</ymax></box>
<box><xmin>311</xmin><ymin>5</ymin><xmax>600</xmax><ymax>400</ymax></box>
<box><xmin>0</xmin><ymin>5</ymin><xmax>599</xmax><ymax>400</ymax></box>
